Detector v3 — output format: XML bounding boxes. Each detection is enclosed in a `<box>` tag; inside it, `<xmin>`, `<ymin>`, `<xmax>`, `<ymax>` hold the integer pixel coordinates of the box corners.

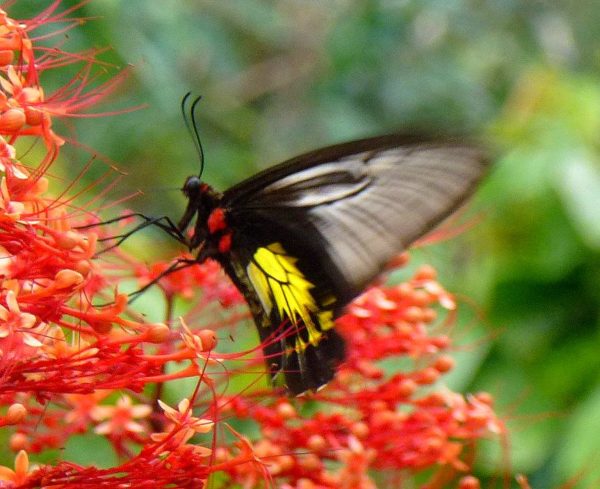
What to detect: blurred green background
<box><xmin>11</xmin><ymin>0</ymin><xmax>600</xmax><ymax>487</ymax></box>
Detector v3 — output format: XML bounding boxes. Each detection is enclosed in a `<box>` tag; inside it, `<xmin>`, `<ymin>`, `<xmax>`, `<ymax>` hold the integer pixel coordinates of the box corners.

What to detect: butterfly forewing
<box><xmin>224</xmin><ymin>136</ymin><xmax>487</xmax><ymax>300</ymax></box>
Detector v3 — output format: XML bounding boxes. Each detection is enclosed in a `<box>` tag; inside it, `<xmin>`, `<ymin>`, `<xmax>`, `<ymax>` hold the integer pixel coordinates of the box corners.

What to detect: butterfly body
<box><xmin>179</xmin><ymin>178</ymin><xmax>346</xmax><ymax>393</ymax></box>
<box><xmin>178</xmin><ymin>134</ymin><xmax>487</xmax><ymax>395</ymax></box>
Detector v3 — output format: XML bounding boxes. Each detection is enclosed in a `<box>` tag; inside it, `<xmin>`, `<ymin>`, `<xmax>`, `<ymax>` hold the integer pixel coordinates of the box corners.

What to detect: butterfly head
<box><xmin>178</xmin><ymin>175</ymin><xmax>223</xmax><ymax>251</ymax></box>
<box><xmin>182</xmin><ymin>175</ymin><xmax>202</xmax><ymax>199</ymax></box>
<box><xmin>177</xmin><ymin>93</ymin><xmax>216</xmax><ymax>250</ymax></box>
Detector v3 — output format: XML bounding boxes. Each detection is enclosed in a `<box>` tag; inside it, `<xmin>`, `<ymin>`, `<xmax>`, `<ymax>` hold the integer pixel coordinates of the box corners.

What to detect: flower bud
<box><xmin>9</xmin><ymin>432</ymin><xmax>28</xmax><ymax>451</ymax></box>
<box><xmin>397</xmin><ymin>378</ymin><xmax>417</xmax><ymax>397</ymax></box>
<box><xmin>0</xmin><ymin>49</ymin><xmax>13</xmax><ymax>66</ymax></box>
<box><xmin>276</xmin><ymin>402</ymin><xmax>296</xmax><ymax>419</ymax></box>
<box><xmin>55</xmin><ymin>230</ymin><xmax>81</xmax><ymax>250</ymax></box>
<box><xmin>91</xmin><ymin>321</ymin><xmax>113</xmax><ymax>335</ymax></box>
<box><xmin>415</xmin><ymin>264</ymin><xmax>437</xmax><ymax>281</ymax></box>
<box><xmin>198</xmin><ymin>329</ymin><xmax>217</xmax><ymax>351</ymax></box>
<box><xmin>307</xmin><ymin>434</ymin><xmax>326</xmax><ymax>451</ymax></box>
<box><xmin>6</xmin><ymin>403</ymin><xmax>27</xmax><ymax>424</ymax></box>
<box><xmin>24</xmin><ymin>107</ymin><xmax>43</xmax><ymax>126</ymax></box>
<box><xmin>459</xmin><ymin>475</ymin><xmax>481</xmax><ymax>489</ymax></box>
<box><xmin>146</xmin><ymin>323</ymin><xmax>170</xmax><ymax>343</ymax></box>
<box><xmin>350</xmin><ymin>421</ymin><xmax>369</xmax><ymax>439</ymax></box>
<box><xmin>54</xmin><ymin>269</ymin><xmax>84</xmax><ymax>289</ymax></box>
<box><xmin>73</xmin><ymin>259</ymin><xmax>92</xmax><ymax>277</ymax></box>
<box><xmin>0</xmin><ymin>108</ymin><xmax>25</xmax><ymax>131</ymax></box>
<box><xmin>434</xmin><ymin>355</ymin><xmax>455</xmax><ymax>373</ymax></box>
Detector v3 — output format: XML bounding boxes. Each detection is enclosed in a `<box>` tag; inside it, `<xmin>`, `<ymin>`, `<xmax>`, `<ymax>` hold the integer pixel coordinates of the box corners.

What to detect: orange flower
<box><xmin>151</xmin><ymin>398</ymin><xmax>213</xmax><ymax>457</ymax></box>
<box><xmin>0</xmin><ymin>289</ymin><xmax>45</xmax><ymax>349</ymax></box>
<box><xmin>91</xmin><ymin>395</ymin><xmax>152</xmax><ymax>436</ymax></box>
<box><xmin>0</xmin><ymin>450</ymin><xmax>34</xmax><ymax>485</ymax></box>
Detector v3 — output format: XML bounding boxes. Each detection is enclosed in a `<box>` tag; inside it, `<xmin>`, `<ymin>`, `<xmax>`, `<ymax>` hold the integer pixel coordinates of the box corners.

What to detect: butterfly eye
<box><xmin>182</xmin><ymin>176</ymin><xmax>201</xmax><ymax>197</ymax></box>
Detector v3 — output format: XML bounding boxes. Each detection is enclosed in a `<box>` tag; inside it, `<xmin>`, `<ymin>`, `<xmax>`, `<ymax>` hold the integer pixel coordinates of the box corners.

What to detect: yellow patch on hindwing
<box><xmin>246</xmin><ymin>242</ymin><xmax>335</xmax><ymax>352</ymax></box>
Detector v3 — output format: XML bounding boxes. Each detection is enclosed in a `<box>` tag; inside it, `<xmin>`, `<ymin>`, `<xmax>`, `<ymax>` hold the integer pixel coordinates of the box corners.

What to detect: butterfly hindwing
<box><xmin>221</xmin><ymin>234</ymin><xmax>345</xmax><ymax>394</ymax></box>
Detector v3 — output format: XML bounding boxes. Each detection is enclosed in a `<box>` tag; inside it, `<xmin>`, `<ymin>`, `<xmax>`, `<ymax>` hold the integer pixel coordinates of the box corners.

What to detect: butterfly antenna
<box><xmin>181</xmin><ymin>91</ymin><xmax>192</xmax><ymax>129</ymax></box>
<box><xmin>181</xmin><ymin>92</ymin><xmax>206</xmax><ymax>178</ymax></box>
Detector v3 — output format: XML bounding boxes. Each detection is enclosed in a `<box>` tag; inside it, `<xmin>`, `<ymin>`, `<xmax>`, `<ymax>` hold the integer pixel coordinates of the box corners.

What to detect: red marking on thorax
<box><xmin>218</xmin><ymin>233</ymin><xmax>232</xmax><ymax>253</ymax></box>
<box><xmin>207</xmin><ymin>208</ymin><xmax>227</xmax><ymax>233</ymax></box>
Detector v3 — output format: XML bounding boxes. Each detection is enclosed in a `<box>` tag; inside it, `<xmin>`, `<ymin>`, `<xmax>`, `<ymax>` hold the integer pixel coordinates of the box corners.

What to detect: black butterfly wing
<box><xmin>221</xmin><ymin>134</ymin><xmax>488</xmax><ymax>394</ymax></box>
<box><xmin>225</xmin><ymin>135</ymin><xmax>488</xmax><ymax>301</ymax></box>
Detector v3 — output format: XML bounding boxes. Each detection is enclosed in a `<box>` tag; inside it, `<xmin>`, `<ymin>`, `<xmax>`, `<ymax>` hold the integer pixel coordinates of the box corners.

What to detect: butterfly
<box><xmin>173</xmin><ymin>129</ymin><xmax>488</xmax><ymax>395</ymax></box>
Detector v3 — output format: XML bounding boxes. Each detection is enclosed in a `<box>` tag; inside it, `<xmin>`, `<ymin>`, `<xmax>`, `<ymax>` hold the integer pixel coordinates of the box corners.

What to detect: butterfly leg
<box><xmin>128</xmin><ymin>257</ymin><xmax>198</xmax><ymax>303</ymax></box>
<box><xmin>76</xmin><ymin>213</ymin><xmax>187</xmax><ymax>255</ymax></box>
<box><xmin>92</xmin><ymin>257</ymin><xmax>198</xmax><ymax>308</ymax></box>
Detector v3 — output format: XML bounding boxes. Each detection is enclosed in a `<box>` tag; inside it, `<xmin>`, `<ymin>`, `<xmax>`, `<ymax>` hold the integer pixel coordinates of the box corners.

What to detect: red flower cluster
<box><xmin>214</xmin><ymin>267</ymin><xmax>504</xmax><ymax>488</ymax></box>
<box><xmin>0</xmin><ymin>3</ymin><xmax>509</xmax><ymax>488</ymax></box>
<box><xmin>0</xmin><ymin>3</ymin><xmax>224</xmax><ymax>485</ymax></box>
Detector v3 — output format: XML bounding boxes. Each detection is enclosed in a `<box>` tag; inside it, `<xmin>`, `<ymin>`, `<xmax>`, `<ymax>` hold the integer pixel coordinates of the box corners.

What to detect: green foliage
<box><xmin>64</xmin><ymin>434</ymin><xmax>118</xmax><ymax>468</ymax></box>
